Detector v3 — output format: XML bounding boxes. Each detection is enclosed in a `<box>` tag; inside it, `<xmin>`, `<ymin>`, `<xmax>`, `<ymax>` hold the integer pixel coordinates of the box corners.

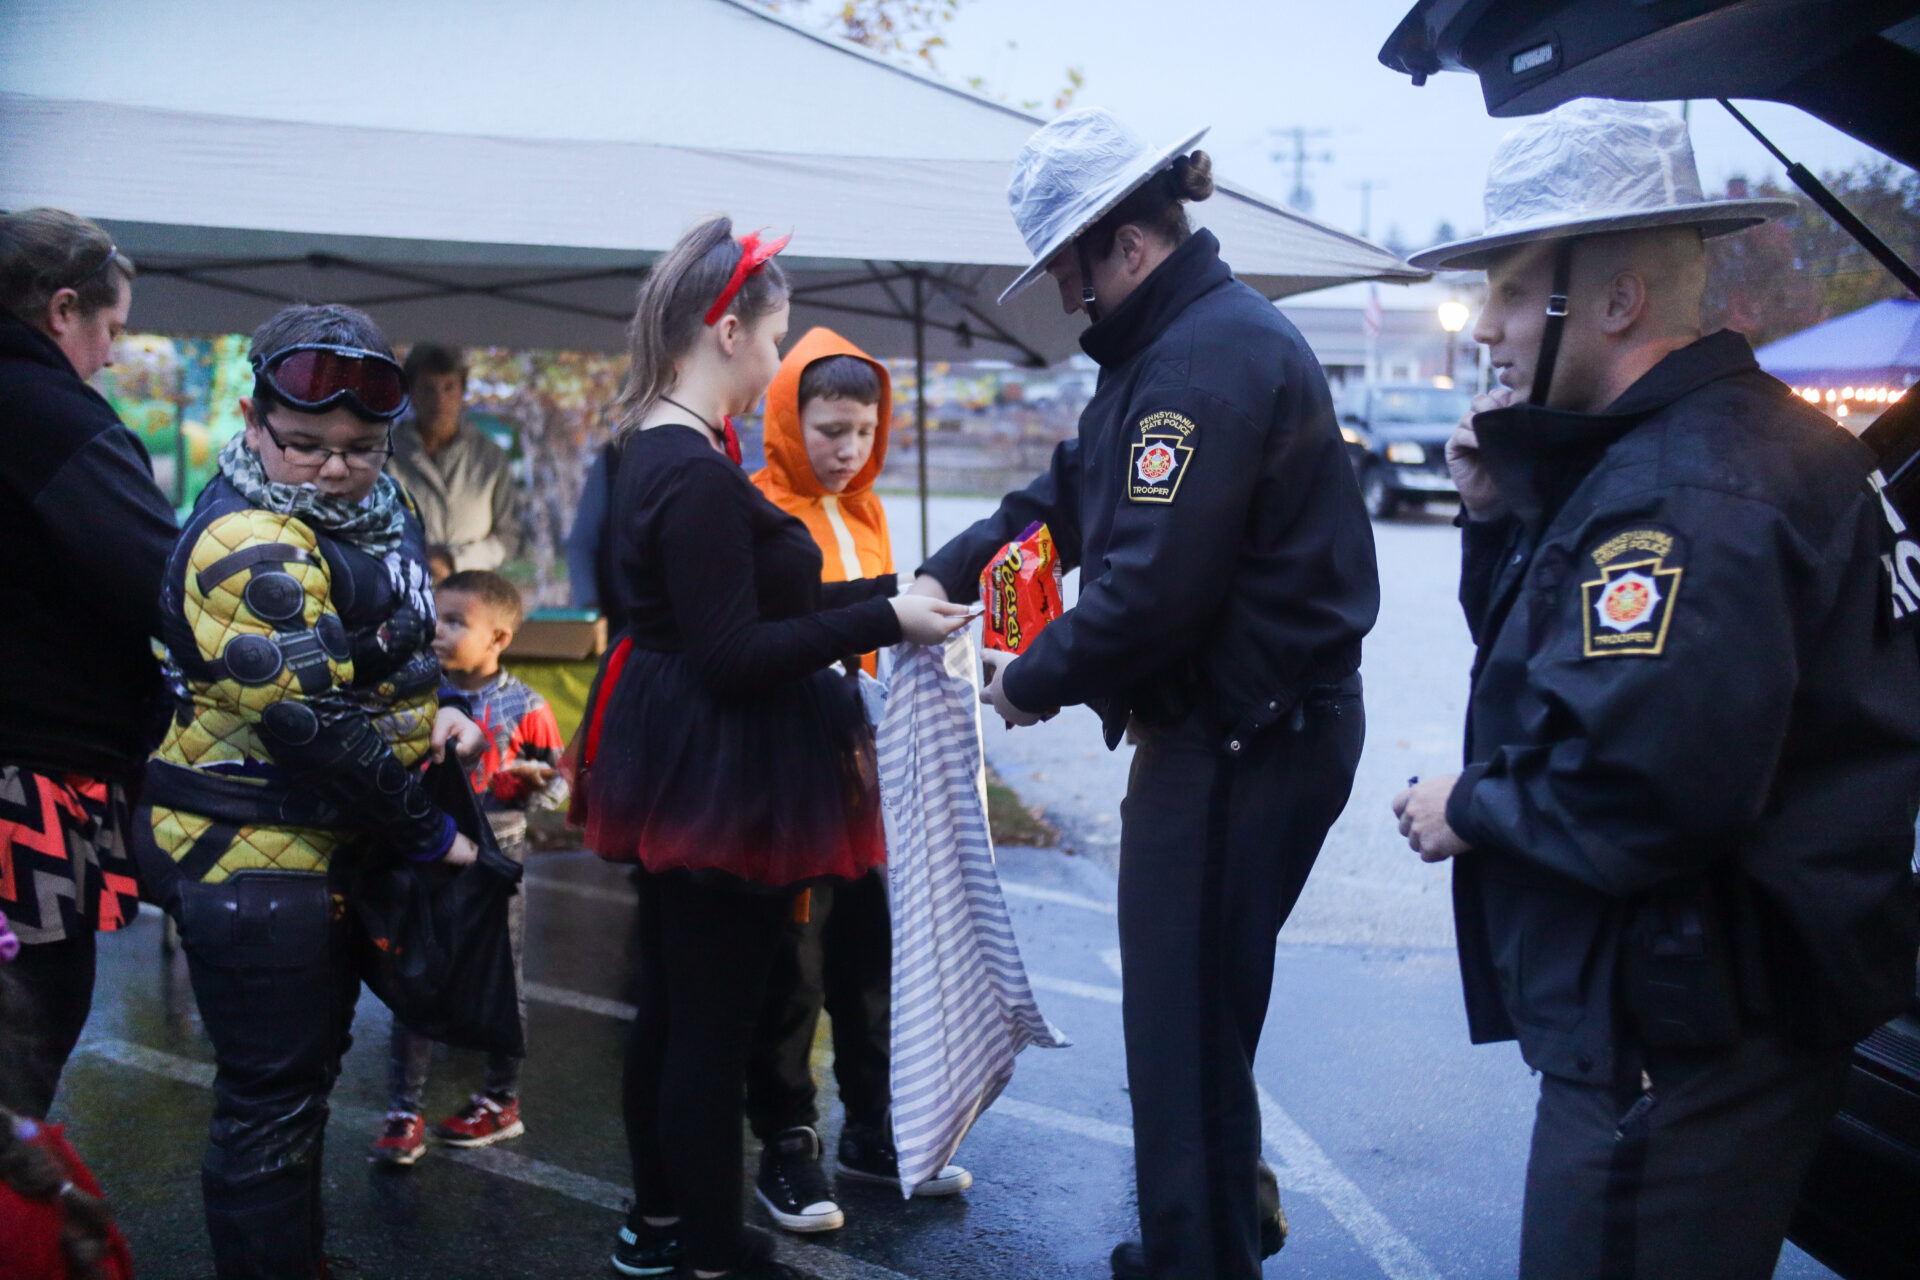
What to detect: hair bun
<box><xmin>1171</xmin><ymin>151</ymin><xmax>1214</xmax><ymax>203</ymax></box>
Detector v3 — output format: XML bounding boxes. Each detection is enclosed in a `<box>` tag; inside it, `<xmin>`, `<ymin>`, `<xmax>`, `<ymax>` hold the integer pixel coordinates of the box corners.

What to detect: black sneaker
<box><xmin>755</xmin><ymin>1126</ymin><xmax>844</xmax><ymax>1233</ymax></box>
<box><xmin>1108</xmin><ymin>1176</ymin><xmax>1285</xmax><ymax>1280</ymax></box>
<box><xmin>610</xmin><ymin>1208</ymin><xmax>683</xmax><ymax>1277</ymax></box>
<box><xmin>836</xmin><ymin>1123</ymin><xmax>972</xmax><ymax>1197</ymax></box>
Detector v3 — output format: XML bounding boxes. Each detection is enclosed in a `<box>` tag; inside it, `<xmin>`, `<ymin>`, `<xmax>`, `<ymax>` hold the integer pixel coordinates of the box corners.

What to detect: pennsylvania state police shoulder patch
<box><xmin>1128</xmin><ymin>410</ymin><xmax>1196</xmax><ymax>503</ymax></box>
<box><xmin>1580</xmin><ymin>526</ymin><xmax>1683</xmax><ymax>658</ymax></box>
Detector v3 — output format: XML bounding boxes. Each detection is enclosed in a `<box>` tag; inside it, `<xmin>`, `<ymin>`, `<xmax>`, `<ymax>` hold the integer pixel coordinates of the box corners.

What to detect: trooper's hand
<box><xmin>1447</xmin><ymin>388</ymin><xmax>1513</xmax><ymax>519</ymax></box>
<box><xmin>980</xmin><ymin>649</ymin><xmax>1054</xmax><ymax>728</ymax></box>
<box><xmin>442</xmin><ymin>832</ymin><xmax>480</xmax><ymax>867</ymax></box>
<box><xmin>904</xmin><ymin>574</ymin><xmax>950</xmax><ymax>601</ymax></box>
<box><xmin>1391</xmin><ymin>775</ymin><xmax>1470</xmax><ymax>863</ymax></box>
<box><xmin>890</xmin><ymin>595</ymin><xmax>972</xmax><ymax>646</ymax></box>
<box><xmin>431</xmin><ymin>707</ymin><xmax>486</xmax><ymax>764</ymax></box>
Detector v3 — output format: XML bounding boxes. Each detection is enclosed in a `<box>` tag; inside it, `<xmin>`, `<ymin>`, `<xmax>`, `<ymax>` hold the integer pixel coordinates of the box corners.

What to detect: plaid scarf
<box><xmin>218</xmin><ymin>433</ymin><xmax>407</xmax><ymax>560</ymax></box>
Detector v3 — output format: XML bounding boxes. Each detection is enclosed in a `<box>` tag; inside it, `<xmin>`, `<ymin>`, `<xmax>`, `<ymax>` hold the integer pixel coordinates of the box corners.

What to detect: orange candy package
<box><xmin>979</xmin><ymin>521</ymin><xmax>1064</xmax><ymax>655</ymax></box>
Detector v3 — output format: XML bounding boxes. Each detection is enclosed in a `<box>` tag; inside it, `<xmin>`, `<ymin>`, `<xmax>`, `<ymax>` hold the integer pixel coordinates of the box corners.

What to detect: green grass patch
<box><xmin>986</xmin><ymin>765</ymin><xmax>1061</xmax><ymax>848</ymax></box>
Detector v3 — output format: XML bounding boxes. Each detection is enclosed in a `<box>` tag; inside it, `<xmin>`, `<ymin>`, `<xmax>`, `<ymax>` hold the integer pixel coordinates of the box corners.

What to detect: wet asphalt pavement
<box><xmin>53</xmin><ymin>508</ymin><xmax>1839</xmax><ymax>1279</ymax></box>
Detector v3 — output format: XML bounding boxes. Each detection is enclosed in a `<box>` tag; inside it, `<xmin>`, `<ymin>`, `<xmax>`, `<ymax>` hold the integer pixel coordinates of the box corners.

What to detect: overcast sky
<box><xmin>916</xmin><ymin>0</ymin><xmax>1904</xmax><ymax>249</ymax></box>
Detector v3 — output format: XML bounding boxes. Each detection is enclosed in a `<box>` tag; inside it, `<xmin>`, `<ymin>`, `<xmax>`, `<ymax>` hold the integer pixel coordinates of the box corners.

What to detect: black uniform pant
<box><xmin>1520</xmin><ymin>1033</ymin><xmax>1851</xmax><ymax>1280</ymax></box>
<box><xmin>170</xmin><ymin>871</ymin><xmax>360</xmax><ymax>1280</ymax></box>
<box><xmin>1</xmin><ymin>930</ymin><xmax>97</xmax><ymax>1118</ymax></box>
<box><xmin>624</xmin><ymin>871</ymin><xmax>790</xmax><ymax>1273</ymax></box>
<box><xmin>745</xmin><ymin>868</ymin><xmax>892</xmax><ymax>1140</ymax></box>
<box><xmin>1118</xmin><ymin>680</ymin><xmax>1364</xmax><ymax>1280</ymax></box>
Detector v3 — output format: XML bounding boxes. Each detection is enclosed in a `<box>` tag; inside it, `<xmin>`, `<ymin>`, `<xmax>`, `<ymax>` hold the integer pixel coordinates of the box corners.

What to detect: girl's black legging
<box><xmin>624</xmin><ymin>870</ymin><xmax>792</xmax><ymax>1273</ymax></box>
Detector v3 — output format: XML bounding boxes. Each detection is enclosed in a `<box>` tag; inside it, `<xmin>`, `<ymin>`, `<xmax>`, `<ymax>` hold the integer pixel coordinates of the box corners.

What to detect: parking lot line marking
<box><xmin>998</xmin><ymin>880</ymin><xmax>1118</xmax><ymax>915</ymax></box>
<box><xmin>999</xmin><ymin>1087</ymin><xmax>1440</xmax><ymax>1280</ymax></box>
<box><xmin>989</xmin><ymin>1097</ymin><xmax>1135</xmax><ymax>1148</ymax></box>
<box><xmin>1027</xmin><ymin>973</ymin><xmax>1122</xmax><ymax>1005</ymax></box>
<box><xmin>1256</xmin><ymin>1082</ymin><xmax>1442</xmax><ymax>1280</ymax></box>
<box><xmin>522</xmin><ymin>979</ymin><xmax>638</xmax><ymax>1021</ymax></box>
<box><xmin>81</xmin><ymin>1036</ymin><xmax>214</xmax><ymax>1087</ymax></box>
<box><xmin>72</xmin><ymin>1038</ymin><xmax>918</xmax><ymax>1280</ymax></box>
<box><xmin>530</xmin><ymin>867</ymin><xmax>1438</xmax><ymax>1280</ymax></box>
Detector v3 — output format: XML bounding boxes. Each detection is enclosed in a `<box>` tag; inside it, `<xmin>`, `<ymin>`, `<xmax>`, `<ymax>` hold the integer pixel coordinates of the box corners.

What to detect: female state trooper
<box><xmin>131</xmin><ymin>303</ymin><xmax>483</xmax><ymax>1279</ymax></box>
<box><xmin>912</xmin><ymin>107</ymin><xmax>1381</xmax><ymax>1280</ymax></box>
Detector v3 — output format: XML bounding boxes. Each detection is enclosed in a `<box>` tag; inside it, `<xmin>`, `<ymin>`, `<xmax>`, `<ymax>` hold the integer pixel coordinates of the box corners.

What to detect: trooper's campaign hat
<box><xmin>999</xmin><ymin>107</ymin><xmax>1210</xmax><ymax>305</ymax></box>
<box><xmin>1409</xmin><ymin>99</ymin><xmax>1795</xmax><ymax>273</ymax></box>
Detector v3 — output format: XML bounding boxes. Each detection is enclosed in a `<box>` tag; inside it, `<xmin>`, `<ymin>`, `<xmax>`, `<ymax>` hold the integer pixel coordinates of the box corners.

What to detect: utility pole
<box><xmin>1269</xmin><ymin>126</ymin><xmax>1333</xmax><ymax>215</ymax></box>
<box><xmin>1349</xmin><ymin>178</ymin><xmax>1387</xmax><ymax>239</ymax></box>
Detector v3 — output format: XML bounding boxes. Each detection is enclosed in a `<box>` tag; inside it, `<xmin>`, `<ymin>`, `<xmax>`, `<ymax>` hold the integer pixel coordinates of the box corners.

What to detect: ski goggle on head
<box><xmin>250</xmin><ymin>344</ymin><xmax>411</xmax><ymax>422</ymax></box>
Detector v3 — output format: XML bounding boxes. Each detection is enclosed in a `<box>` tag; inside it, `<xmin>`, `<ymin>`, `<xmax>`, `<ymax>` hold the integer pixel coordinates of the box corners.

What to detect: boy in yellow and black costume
<box><xmin>131</xmin><ymin>304</ymin><xmax>482</xmax><ymax>1280</ymax></box>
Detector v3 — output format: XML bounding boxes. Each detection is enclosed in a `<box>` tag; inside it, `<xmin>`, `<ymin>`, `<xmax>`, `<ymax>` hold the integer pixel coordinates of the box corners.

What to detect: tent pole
<box><xmin>915</xmin><ymin>270</ymin><xmax>929</xmax><ymax>564</ymax></box>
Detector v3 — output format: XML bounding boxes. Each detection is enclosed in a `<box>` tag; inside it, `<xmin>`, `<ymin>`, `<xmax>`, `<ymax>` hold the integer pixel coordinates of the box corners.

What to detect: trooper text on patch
<box><xmin>1128</xmin><ymin>410</ymin><xmax>1197</xmax><ymax>503</ymax></box>
<box><xmin>1580</xmin><ymin>527</ymin><xmax>1683</xmax><ymax>658</ymax></box>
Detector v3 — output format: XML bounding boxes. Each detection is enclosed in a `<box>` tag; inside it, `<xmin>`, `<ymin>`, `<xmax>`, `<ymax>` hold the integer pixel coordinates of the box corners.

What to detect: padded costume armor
<box><xmin>144</xmin><ymin>475</ymin><xmax>449</xmax><ymax>886</ymax></box>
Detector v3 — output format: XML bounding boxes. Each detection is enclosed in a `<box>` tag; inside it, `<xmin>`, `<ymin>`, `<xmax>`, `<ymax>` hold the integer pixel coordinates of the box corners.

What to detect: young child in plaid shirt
<box><xmin>372</xmin><ymin>570</ymin><xmax>567</xmax><ymax>1163</ymax></box>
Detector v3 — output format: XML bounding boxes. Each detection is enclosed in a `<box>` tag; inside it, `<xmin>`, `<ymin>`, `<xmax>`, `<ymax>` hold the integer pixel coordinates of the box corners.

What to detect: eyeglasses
<box><xmin>251</xmin><ymin>343</ymin><xmax>411</xmax><ymax>421</ymax></box>
<box><xmin>257</xmin><ymin>414</ymin><xmax>394</xmax><ymax>471</ymax></box>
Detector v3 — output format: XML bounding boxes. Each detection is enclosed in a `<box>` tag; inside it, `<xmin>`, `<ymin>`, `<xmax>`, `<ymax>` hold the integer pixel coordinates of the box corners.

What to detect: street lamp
<box><xmin>1437</xmin><ymin>301</ymin><xmax>1471</xmax><ymax>387</ymax></box>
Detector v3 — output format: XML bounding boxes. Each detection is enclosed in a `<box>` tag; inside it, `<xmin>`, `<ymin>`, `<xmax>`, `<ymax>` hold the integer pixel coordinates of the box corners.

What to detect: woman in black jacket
<box><xmin>0</xmin><ymin>207</ymin><xmax>175</xmax><ymax>1119</ymax></box>
<box><xmin>914</xmin><ymin>109</ymin><xmax>1379</xmax><ymax>1280</ymax></box>
<box><xmin>574</xmin><ymin>216</ymin><xmax>968</xmax><ymax>1280</ymax></box>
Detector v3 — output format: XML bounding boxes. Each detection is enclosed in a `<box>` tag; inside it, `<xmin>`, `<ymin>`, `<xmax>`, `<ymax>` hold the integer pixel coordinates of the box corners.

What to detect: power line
<box><xmin>1348</xmin><ymin>179</ymin><xmax>1388</xmax><ymax>239</ymax></box>
<box><xmin>1269</xmin><ymin>126</ymin><xmax>1334</xmax><ymax>215</ymax></box>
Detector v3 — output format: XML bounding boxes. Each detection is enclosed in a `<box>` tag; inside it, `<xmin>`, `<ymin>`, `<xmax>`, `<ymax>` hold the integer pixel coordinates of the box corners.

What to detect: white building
<box><xmin>1279</xmin><ymin>274</ymin><xmax>1488</xmax><ymax>395</ymax></box>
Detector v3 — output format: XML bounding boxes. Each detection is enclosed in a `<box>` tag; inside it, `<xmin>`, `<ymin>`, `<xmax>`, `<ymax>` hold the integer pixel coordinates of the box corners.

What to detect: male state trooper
<box><xmin>1392</xmin><ymin>99</ymin><xmax>1920</xmax><ymax>1279</ymax></box>
<box><xmin>911</xmin><ymin>108</ymin><xmax>1380</xmax><ymax>1280</ymax></box>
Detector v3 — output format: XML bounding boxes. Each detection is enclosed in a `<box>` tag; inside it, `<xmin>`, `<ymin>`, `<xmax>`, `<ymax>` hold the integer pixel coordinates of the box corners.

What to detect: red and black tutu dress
<box><xmin>574</xmin><ymin>423</ymin><xmax>900</xmax><ymax>889</ymax></box>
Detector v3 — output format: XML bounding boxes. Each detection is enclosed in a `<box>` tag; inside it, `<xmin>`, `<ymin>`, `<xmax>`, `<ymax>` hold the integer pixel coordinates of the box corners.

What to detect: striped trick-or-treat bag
<box><xmin>877</xmin><ymin>630</ymin><xmax>1069</xmax><ymax>1198</ymax></box>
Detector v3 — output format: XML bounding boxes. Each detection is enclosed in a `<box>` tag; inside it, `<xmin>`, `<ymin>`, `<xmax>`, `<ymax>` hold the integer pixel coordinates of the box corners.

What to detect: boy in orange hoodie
<box><xmin>745</xmin><ymin>328</ymin><xmax>972</xmax><ymax>1234</ymax></box>
<box><xmin>752</xmin><ymin>327</ymin><xmax>896</xmax><ymax>648</ymax></box>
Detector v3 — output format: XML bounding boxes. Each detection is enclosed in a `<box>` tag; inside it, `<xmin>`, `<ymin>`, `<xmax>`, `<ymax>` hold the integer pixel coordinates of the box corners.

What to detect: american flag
<box><xmin>1361</xmin><ymin>284</ymin><xmax>1385</xmax><ymax>339</ymax></box>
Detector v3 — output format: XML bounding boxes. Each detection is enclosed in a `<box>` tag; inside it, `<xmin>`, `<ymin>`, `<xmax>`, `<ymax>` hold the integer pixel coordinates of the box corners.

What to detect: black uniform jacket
<box><xmin>920</xmin><ymin>230</ymin><xmax>1380</xmax><ymax>750</ymax></box>
<box><xmin>1447</xmin><ymin>330</ymin><xmax>1920</xmax><ymax>1085</ymax></box>
<box><xmin>0</xmin><ymin>307</ymin><xmax>177</xmax><ymax>781</ymax></box>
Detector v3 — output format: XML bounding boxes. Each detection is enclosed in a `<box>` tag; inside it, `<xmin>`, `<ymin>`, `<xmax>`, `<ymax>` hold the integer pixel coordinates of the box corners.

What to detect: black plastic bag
<box><xmin>349</xmin><ymin>759</ymin><xmax>525</xmax><ymax>1057</ymax></box>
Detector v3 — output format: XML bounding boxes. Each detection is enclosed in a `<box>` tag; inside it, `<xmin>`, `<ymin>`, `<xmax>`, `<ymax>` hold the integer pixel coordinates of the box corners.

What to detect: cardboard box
<box><xmin>503</xmin><ymin>614</ymin><xmax>608</xmax><ymax>661</ymax></box>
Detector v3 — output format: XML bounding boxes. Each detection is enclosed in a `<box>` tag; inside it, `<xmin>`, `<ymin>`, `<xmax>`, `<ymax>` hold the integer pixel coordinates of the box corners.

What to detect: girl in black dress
<box><xmin>577</xmin><ymin>216</ymin><xmax>968</xmax><ymax>1280</ymax></box>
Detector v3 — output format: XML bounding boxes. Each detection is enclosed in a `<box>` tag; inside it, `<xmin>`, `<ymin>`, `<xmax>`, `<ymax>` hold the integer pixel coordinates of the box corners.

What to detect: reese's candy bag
<box><xmin>980</xmin><ymin>521</ymin><xmax>1064</xmax><ymax>655</ymax></box>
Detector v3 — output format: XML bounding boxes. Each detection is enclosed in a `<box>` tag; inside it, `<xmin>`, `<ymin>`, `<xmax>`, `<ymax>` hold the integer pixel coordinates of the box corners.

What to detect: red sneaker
<box><xmin>371</xmin><ymin>1112</ymin><xmax>425</xmax><ymax>1165</ymax></box>
<box><xmin>433</xmin><ymin>1094</ymin><xmax>524</xmax><ymax>1148</ymax></box>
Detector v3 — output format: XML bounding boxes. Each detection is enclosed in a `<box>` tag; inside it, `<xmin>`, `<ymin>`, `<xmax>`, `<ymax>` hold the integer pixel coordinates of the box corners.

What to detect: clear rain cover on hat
<box><xmin>1006</xmin><ymin>108</ymin><xmax>1155</xmax><ymax>259</ymax></box>
<box><xmin>1482</xmin><ymin>100</ymin><xmax>1706</xmax><ymax>237</ymax></box>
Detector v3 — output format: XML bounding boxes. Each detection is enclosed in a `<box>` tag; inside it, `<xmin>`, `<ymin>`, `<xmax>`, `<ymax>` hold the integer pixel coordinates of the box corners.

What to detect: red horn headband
<box><xmin>704</xmin><ymin>229</ymin><xmax>792</xmax><ymax>327</ymax></box>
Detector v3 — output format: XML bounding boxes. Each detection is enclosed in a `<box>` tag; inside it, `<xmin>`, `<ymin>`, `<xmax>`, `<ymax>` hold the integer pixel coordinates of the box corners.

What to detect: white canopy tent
<box><xmin>1</xmin><ymin>0</ymin><xmax>1424</xmax><ymax>547</ymax></box>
